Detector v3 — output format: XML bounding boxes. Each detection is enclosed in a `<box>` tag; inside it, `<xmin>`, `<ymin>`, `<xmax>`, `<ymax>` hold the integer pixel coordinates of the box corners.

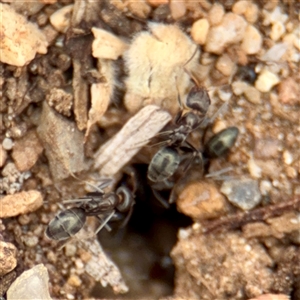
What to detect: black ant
<box><xmin>148</xmin><ymin>126</ymin><xmax>239</xmax><ymax>184</ymax></box>
<box><xmin>45</xmin><ymin>180</ymin><xmax>135</xmax><ymax>242</ymax></box>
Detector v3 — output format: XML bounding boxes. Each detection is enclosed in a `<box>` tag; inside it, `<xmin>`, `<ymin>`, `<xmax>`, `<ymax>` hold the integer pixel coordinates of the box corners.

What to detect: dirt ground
<box><xmin>0</xmin><ymin>1</ymin><xmax>299</xmax><ymax>300</ymax></box>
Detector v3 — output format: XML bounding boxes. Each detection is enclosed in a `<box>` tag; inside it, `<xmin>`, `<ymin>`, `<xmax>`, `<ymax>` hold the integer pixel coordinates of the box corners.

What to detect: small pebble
<box><xmin>278</xmin><ymin>77</ymin><xmax>300</xmax><ymax>105</ymax></box>
<box><xmin>191</xmin><ymin>18</ymin><xmax>209</xmax><ymax>45</ymax></box>
<box><xmin>241</xmin><ymin>25</ymin><xmax>262</xmax><ymax>55</ymax></box>
<box><xmin>0</xmin><ymin>190</ymin><xmax>43</xmax><ymax>218</ymax></box>
<box><xmin>232</xmin><ymin>1</ymin><xmax>258</xmax><ymax>23</ymax></box>
<box><xmin>11</xmin><ymin>130</ymin><xmax>44</xmax><ymax>172</ymax></box>
<box><xmin>0</xmin><ymin>145</ymin><xmax>7</xmax><ymax>167</ymax></box>
<box><xmin>0</xmin><ymin>241</ymin><xmax>17</xmax><ymax>276</ymax></box>
<box><xmin>205</xmin><ymin>13</ymin><xmax>247</xmax><ymax>54</ymax></box>
<box><xmin>221</xmin><ymin>179</ymin><xmax>262</xmax><ymax>210</ymax></box>
<box><xmin>177</xmin><ymin>181</ymin><xmax>228</xmax><ymax>220</ymax></box>
<box><xmin>207</xmin><ymin>3</ymin><xmax>224</xmax><ymax>26</ymax></box>
<box><xmin>244</xmin><ymin>85</ymin><xmax>261</xmax><ymax>104</ymax></box>
<box><xmin>270</xmin><ymin>22</ymin><xmax>286</xmax><ymax>41</ymax></box>
<box><xmin>67</xmin><ymin>274</ymin><xmax>82</xmax><ymax>287</ymax></box>
<box><xmin>282</xmin><ymin>150</ymin><xmax>293</xmax><ymax>165</ymax></box>
<box><xmin>7</xmin><ymin>264</ymin><xmax>52</xmax><ymax>300</ymax></box>
<box><xmin>2</xmin><ymin>137</ymin><xmax>14</xmax><ymax>150</ymax></box>
<box><xmin>215</xmin><ymin>54</ymin><xmax>235</xmax><ymax>76</ymax></box>
<box><xmin>232</xmin><ymin>81</ymin><xmax>248</xmax><ymax>96</ymax></box>
<box><xmin>247</xmin><ymin>157</ymin><xmax>262</xmax><ymax>178</ymax></box>
<box><xmin>262</xmin><ymin>6</ymin><xmax>288</xmax><ymax>26</ymax></box>
<box><xmin>49</xmin><ymin>4</ymin><xmax>73</xmax><ymax>33</ymax></box>
<box><xmin>169</xmin><ymin>0</ymin><xmax>186</xmax><ymax>20</ymax></box>
<box><xmin>23</xmin><ymin>235</ymin><xmax>39</xmax><ymax>248</ymax></box>
<box><xmin>65</xmin><ymin>244</ymin><xmax>77</xmax><ymax>257</ymax></box>
<box><xmin>260</xmin><ymin>180</ymin><xmax>272</xmax><ymax>196</ymax></box>
<box><xmin>255</xmin><ymin>69</ymin><xmax>280</xmax><ymax>93</ymax></box>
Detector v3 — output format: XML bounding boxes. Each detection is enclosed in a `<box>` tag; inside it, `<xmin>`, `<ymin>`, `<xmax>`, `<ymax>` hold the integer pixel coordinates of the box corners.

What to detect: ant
<box><xmin>45</xmin><ymin>180</ymin><xmax>135</xmax><ymax>242</ymax></box>
<box><xmin>148</xmin><ymin>126</ymin><xmax>239</xmax><ymax>184</ymax></box>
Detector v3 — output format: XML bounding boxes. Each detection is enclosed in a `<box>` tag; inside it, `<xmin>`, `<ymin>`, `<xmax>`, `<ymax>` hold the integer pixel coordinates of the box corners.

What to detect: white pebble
<box><xmin>241</xmin><ymin>25</ymin><xmax>262</xmax><ymax>55</ymax></box>
<box><xmin>232</xmin><ymin>81</ymin><xmax>248</xmax><ymax>96</ymax></box>
<box><xmin>215</xmin><ymin>54</ymin><xmax>235</xmax><ymax>76</ymax></box>
<box><xmin>260</xmin><ymin>180</ymin><xmax>272</xmax><ymax>195</ymax></box>
<box><xmin>270</xmin><ymin>22</ymin><xmax>286</xmax><ymax>41</ymax></box>
<box><xmin>49</xmin><ymin>4</ymin><xmax>73</xmax><ymax>33</ymax></box>
<box><xmin>205</xmin><ymin>13</ymin><xmax>247</xmax><ymax>54</ymax></box>
<box><xmin>208</xmin><ymin>3</ymin><xmax>224</xmax><ymax>26</ymax></box>
<box><xmin>255</xmin><ymin>69</ymin><xmax>280</xmax><ymax>93</ymax></box>
<box><xmin>247</xmin><ymin>157</ymin><xmax>262</xmax><ymax>178</ymax></box>
<box><xmin>191</xmin><ymin>18</ymin><xmax>210</xmax><ymax>45</ymax></box>
<box><xmin>2</xmin><ymin>137</ymin><xmax>14</xmax><ymax>150</ymax></box>
<box><xmin>283</xmin><ymin>150</ymin><xmax>293</xmax><ymax>165</ymax></box>
<box><xmin>217</xmin><ymin>89</ymin><xmax>232</xmax><ymax>102</ymax></box>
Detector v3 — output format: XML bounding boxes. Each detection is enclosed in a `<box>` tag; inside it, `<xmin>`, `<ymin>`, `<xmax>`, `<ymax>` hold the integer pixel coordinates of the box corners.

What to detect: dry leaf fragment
<box><xmin>0</xmin><ymin>3</ymin><xmax>48</xmax><ymax>66</ymax></box>
<box><xmin>92</xmin><ymin>27</ymin><xmax>129</xmax><ymax>60</ymax></box>
<box><xmin>94</xmin><ymin>105</ymin><xmax>171</xmax><ymax>178</ymax></box>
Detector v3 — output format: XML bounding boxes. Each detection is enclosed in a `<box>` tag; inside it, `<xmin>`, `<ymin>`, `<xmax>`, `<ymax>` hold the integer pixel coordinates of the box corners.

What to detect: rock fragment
<box><xmin>191</xmin><ymin>19</ymin><xmax>209</xmax><ymax>45</ymax></box>
<box><xmin>177</xmin><ymin>181</ymin><xmax>228</xmax><ymax>220</ymax></box>
<box><xmin>49</xmin><ymin>4</ymin><xmax>73</xmax><ymax>33</ymax></box>
<box><xmin>0</xmin><ymin>145</ymin><xmax>7</xmax><ymax>167</ymax></box>
<box><xmin>0</xmin><ymin>3</ymin><xmax>48</xmax><ymax>66</ymax></box>
<box><xmin>0</xmin><ymin>190</ymin><xmax>43</xmax><ymax>218</ymax></box>
<box><xmin>255</xmin><ymin>69</ymin><xmax>280</xmax><ymax>93</ymax></box>
<box><xmin>46</xmin><ymin>88</ymin><xmax>73</xmax><ymax>117</ymax></box>
<box><xmin>207</xmin><ymin>3</ymin><xmax>224</xmax><ymax>26</ymax></box>
<box><xmin>221</xmin><ymin>179</ymin><xmax>262</xmax><ymax>210</ymax></box>
<box><xmin>205</xmin><ymin>13</ymin><xmax>247</xmax><ymax>54</ymax></box>
<box><xmin>278</xmin><ymin>77</ymin><xmax>300</xmax><ymax>105</ymax></box>
<box><xmin>0</xmin><ymin>241</ymin><xmax>17</xmax><ymax>276</ymax></box>
<box><xmin>241</xmin><ymin>25</ymin><xmax>262</xmax><ymax>55</ymax></box>
<box><xmin>37</xmin><ymin>102</ymin><xmax>88</xmax><ymax>181</ymax></box>
<box><xmin>7</xmin><ymin>264</ymin><xmax>52</xmax><ymax>300</ymax></box>
<box><xmin>11</xmin><ymin>130</ymin><xmax>44</xmax><ymax>172</ymax></box>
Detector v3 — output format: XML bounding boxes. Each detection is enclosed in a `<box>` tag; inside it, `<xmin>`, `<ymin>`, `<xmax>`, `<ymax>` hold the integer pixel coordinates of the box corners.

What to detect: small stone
<box><xmin>205</xmin><ymin>13</ymin><xmax>247</xmax><ymax>54</ymax></box>
<box><xmin>232</xmin><ymin>1</ymin><xmax>258</xmax><ymax>23</ymax></box>
<box><xmin>262</xmin><ymin>7</ymin><xmax>288</xmax><ymax>26</ymax></box>
<box><xmin>1</xmin><ymin>4</ymin><xmax>48</xmax><ymax>66</ymax></box>
<box><xmin>49</xmin><ymin>4</ymin><xmax>73</xmax><ymax>33</ymax></box>
<box><xmin>177</xmin><ymin>181</ymin><xmax>228</xmax><ymax>220</ymax></box>
<box><xmin>46</xmin><ymin>88</ymin><xmax>73</xmax><ymax>117</ymax></box>
<box><xmin>215</xmin><ymin>53</ymin><xmax>235</xmax><ymax>76</ymax></box>
<box><xmin>23</xmin><ymin>235</ymin><xmax>39</xmax><ymax>248</ymax></box>
<box><xmin>221</xmin><ymin>179</ymin><xmax>261</xmax><ymax>210</ymax></box>
<box><xmin>278</xmin><ymin>77</ymin><xmax>300</xmax><ymax>105</ymax></box>
<box><xmin>270</xmin><ymin>22</ymin><xmax>286</xmax><ymax>41</ymax></box>
<box><xmin>286</xmin><ymin>166</ymin><xmax>297</xmax><ymax>179</ymax></box>
<box><xmin>255</xmin><ymin>69</ymin><xmax>280</xmax><ymax>93</ymax></box>
<box><xmin>128</xmin><ymin>1</ymin><xmax>151</xmax><ymax>19</ymax></box>
<box><xmin>232</xmin><ymin>81</ymin><xmax>248</xmax><ymax>96</ymax></box>
<box><xmin>0</xmin><ymin>241</ymin><xmax>17</xmax><ymax>276</ymax></box>
<box><xmin>7</xmin><ymin>264</ymin><xmax>52</xmax><ymax>300</ymax></box>
<box><xmin>191</xmin><ymin>18</ymin><xmax>209</xmax><ymax>45</ymax></box>
<box><xmin>0</xmin><ymin>145</ymin><xmax>7</xmax><ymax>167</ymax></box>
<box><xmin>260</xmin><ymin>180</ymin><xmax>272</xmax><ymax>196</ymax></box>
<box><xmin>282</xmin><ymin>150</ymin><xmax>293</xmax><ymax>165</ymax></box>
<box><xmin>92</xmin><ymin>27</ymin><xmax>129</xmax><ymax>60</ymax></box>
<box><xmin>169</xmin><ymin>0</ymin><xmax>186</xmax><ymax>20</ymax></box>
<box><xmin>146</xmin><ymin>0</ymin><xmax>168</xmax><ymax>6</ymax></box>
<box><xmin>247</xmin><ymin>157</ymin><xmax>262</xmax><ymax>178</ymax></box>
<box><xmin>64</xmin><ymin>244</ymin><xmax>77</xmax><ymax>257</ymax></box>
<box><xmin>0</xmin><ymin>190</ymin><xmax>43</xmax><ymax>218</ymax></box>
<box><xmin>207</xmin><ymin>3</ymin><xmax>224</xmax><ymax>26</ymax></box>
<box><xmin>254</xmin><ymin>138</ymin><xmax>280</xmax><ymax>159</ymax></box>
<box><xmin>244</xmin><ymin>85</ymin><xmax>261</xmax><ymax>104</ymax></box>
<box><xmin>67</xmin><ymin>274</ymin><xmax>82</xmax><ymax>287</ymax></box>
<box><xmin>11</xmin><ymin>130</ymin><xmax>44</xmax><ymax>172</ymax></box>
<box><xmin>241</xmin><ymin>25</ymin><xmax>262</xmax><ymax>55</ymax></box>
<box><xmin>2</xmin><ymin>137</ymin><xmax>14</xmax><ymax>150</ymax></box>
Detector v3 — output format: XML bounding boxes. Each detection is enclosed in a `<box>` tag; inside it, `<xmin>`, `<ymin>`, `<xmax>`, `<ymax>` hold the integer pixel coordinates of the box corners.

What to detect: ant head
<box><xmin>186</xmin><ymin>86</ymin><xmax>211</xmax><ymax>115</ymax></box>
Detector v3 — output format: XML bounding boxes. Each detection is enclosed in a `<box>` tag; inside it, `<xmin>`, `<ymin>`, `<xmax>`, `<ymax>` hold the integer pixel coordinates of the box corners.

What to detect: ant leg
<box><xmin>152</xmin><ymin>188</ymin><xmax>170</xmax><ymax>209</ymax></box>
<box><xmin>95</xmin><ymin>210</ymin><xmax>115</xmax><ymax>235</ymax></box>
<box><xmin>95</xmin><ymin>215</ymin><xmax>112</xmax><ymax>232</ymax></box>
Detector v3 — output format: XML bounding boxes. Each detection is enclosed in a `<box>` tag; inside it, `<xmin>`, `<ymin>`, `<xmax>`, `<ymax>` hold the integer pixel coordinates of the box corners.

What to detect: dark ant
<box><xmin>148</xmin><ymin>126</ymin><xmax>239</xmax><ymax>184</ymax></box>
<box><xmin>45</xmin><ymin>181</ymin><xmax>135</xmax><ymax>242</ymax></box>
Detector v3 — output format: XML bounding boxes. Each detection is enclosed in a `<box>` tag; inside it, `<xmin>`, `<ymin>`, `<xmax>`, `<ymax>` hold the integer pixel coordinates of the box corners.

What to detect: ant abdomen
<box><xmin>45</xmin><ymin>207</ymin><xmax>86</xmax><ymax>241</ymax></box>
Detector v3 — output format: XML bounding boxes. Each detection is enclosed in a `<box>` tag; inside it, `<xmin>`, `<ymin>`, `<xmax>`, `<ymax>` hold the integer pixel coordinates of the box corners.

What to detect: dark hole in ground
<box><xmin>92</xmin><ymin>164</ymin><xmax>192</xmax><ymax>299</ymax></box>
